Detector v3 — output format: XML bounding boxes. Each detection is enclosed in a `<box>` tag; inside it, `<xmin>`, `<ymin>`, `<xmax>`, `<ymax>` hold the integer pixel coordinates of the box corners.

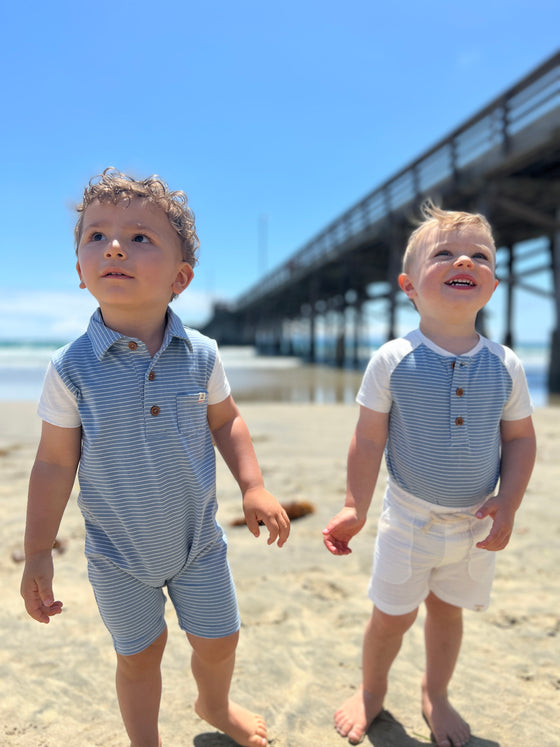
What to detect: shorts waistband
<box><xmin>385</xmin><ymin>477</ymin><xmax>490</xmax><ymax>531</ymax></box>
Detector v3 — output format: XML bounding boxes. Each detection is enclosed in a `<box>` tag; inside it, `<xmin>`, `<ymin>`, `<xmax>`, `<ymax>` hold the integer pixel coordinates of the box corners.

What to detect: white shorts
<box><xmin>369</xmin><ymin>479</ymin><xmax>495</xmax><ymax>615</ymax></box>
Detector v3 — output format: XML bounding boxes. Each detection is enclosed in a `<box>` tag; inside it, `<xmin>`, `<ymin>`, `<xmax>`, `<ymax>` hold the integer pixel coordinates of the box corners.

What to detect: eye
<box><xmin>91</xmin><ymin>232</ymin><xmax>105</xmax><ymax>242</ymax></box>
<box><xmin>132</xmin><ymin>234</ymin><xmax>150</xmax><ymax>243</ymax></box>
<box><xmin>434</xmin><ymin>250</ymin><xmax>451</xmax><ymax>258</ymax></box>
<box><xmin>473</xmin><ymin>251</ymin><xmax>491</xmax><ymax>261</ymax></box>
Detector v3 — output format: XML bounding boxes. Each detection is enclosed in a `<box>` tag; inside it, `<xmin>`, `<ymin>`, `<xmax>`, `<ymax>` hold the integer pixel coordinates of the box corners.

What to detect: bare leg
<box><xmin>334</xmin><ymin>605</ymin><xmax>418</xmax><ymax>744</ymax></box>
<box><xmin>422</xmin><ymin>593</ymin><xmax>470</xmax><ymax>747</ymax></box>
<box><xmin>187</xmin><ymin>631</ymin><xmax>267</xmax><ymax>747</ymax></box>
<box><xmin>115</xmin><ymin>627</ymin><xmax>167</xmax><ymax>747</ymax></box>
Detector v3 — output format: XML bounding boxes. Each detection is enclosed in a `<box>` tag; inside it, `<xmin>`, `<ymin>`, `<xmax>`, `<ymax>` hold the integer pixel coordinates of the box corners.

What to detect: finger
<box><xmin>262</xmin><ymin>509</ymin><xmax>292</xmax><ymax>546</ymax></box>
<box><xmin>41</xmin><ymin>601</ymin><xmax>63</xmax><ymax>621</ymax></box>
<box><xmin>266</xmin><ymin>522</ymin><xmax>279</xmax><ymax>546</ymax></box>
<box><xmin>323</xmin><ymin>519</ymin><xmax>339</xmax><ymax>534</ymax></box>
<box><xmin>476</xmin><ymin>503</ymin><xmax>493</xmax><ymax>520</ymax></box>
<box><xmin>323</xmin><ymin>535</ymin><xmax>351</xmax><ymax>555</ymax></box>
<box><xmin>36</xmin><ymin>578</ymin><xmax>55</xmax><ymax>608</ymax></box>
<box><xmin>276</xmin><ymin>511</ymin><xmax>291</xmax><ymax>547</ymax></box>
<box><xmin>244</xmin><ymin>514</ymin><xmax>261</xmax><ymax>538</ymax></box>
<box><xmin>22</xmin><ymin>580</ymin><xmax>51</xmax><ymax>623</ymax></box>
<box><xmin>25</xmin><ymin>599</ymin><xmax>48</xmax><ymax>623</ymax></box>
<box><xmin>477</xmin><ymin>530</ymin><xmax>502</xmax><ymax>550</ymax></box>
<box><xmin>26</xmin><ymin>596</ymin><xmax>62</xmax><ymax>623</ymax></box>
<box><xmin>479</xmin><ymin>532</ymin><xmax>510</xmax><ymax>551</ymax></box>
<box><xmin>46</xmin><ymin>601</ymin><xmax>63</xmax><ymax>616</ymax></box>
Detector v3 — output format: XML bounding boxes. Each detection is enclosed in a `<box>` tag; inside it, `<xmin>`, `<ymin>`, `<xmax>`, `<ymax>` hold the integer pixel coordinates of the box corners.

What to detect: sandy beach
<box><xmin>1</xmin><ymin>400</ymin><xmax>558</xmax><ymax>746</ymax></box>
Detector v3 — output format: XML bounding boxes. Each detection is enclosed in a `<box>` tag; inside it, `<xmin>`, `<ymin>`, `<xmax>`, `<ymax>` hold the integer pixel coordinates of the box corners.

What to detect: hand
<box><xmin>322</xmin><ymin>507</ymin><xmax>366</xmax><ymax>555</ymax></box>
<box><xmin>242</xmin><ymin>487</ymin><xmax>290</xmax><ymax>547</ymax></box>
<box><xmin>20</xmin><ymin>551</ymin><xmax>63</xmax><ymax>623</ymax></box>
<box><xmin>475</xmin><ymin>495</ymin><xmax>516</xmax><ymax>551</ymax></box>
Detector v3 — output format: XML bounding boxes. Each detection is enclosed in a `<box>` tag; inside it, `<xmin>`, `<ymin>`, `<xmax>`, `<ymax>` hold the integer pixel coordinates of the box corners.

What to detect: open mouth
<box><xmin>103</xmin><ymin>271</ymin><xmax>132</xmax><ymax>278</ymax></box>
<box><xmin>446</xmin><ymin>279</ymin><xmax>475</xmax><ymax>287</ymax></box>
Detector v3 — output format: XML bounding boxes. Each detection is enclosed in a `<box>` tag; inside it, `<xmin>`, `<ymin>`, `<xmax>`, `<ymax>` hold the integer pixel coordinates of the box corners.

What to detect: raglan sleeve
<box><xmin>501</xmin><ymin>348</ymin><xmax>534</xmax><ymax>421</ymax></box>
<box><xmin>356</xmin><ymin>345</ymin><xmax>394</xmax><ymax>413</ymax></box>
<box><xmin>206</xmin><ymin>343</ymin><xmax>232</xmax><ymax>405</ymax></box>
<box><xmin>37</xmin><ymin>362</ymin><xmax>81</xmax><ymax>428</ymax></box>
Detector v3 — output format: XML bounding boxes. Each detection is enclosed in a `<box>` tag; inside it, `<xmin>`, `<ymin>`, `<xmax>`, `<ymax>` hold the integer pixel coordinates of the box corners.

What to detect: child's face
<box><xmin>76</xmin><ymin>198</ymin><xmax>193</xmax><ymax>313</ymax></box>
<box><xmin>398</xmin><ymin>226</ymin><xmax>498</xmax><ymax>320</ymax></box>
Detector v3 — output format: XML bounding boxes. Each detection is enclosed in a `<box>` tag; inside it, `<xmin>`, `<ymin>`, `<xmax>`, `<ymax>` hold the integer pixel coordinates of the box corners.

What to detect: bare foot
<box><xmin>333</xmin><ymin>686</ymin><xmax>384</xmax><ymax>744</ymax></box>
<box><xmin>421</xmin><ymin>687</ymin><xmax>470</xmax><ymax>747</ymax></box>
<box><xmin>194</xmin><ymin>697</ymin><xmax>267</xmax><ymax>747</ymax></box>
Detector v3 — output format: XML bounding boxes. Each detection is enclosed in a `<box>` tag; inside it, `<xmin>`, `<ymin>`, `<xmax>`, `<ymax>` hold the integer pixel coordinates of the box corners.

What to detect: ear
<box><xmin>398</xmin><ymin>272</ymin><xmax>416</xmax><ymax>299</ymax></box>
<box><xmin>172</xmin><ymin>262</ymin><xmax>194</xmax><ymax>297</ymax></box>
<box><xmin>76</xmin><ymin>260</ymin><xmax>87</xmax><ymax>289</ymax></box>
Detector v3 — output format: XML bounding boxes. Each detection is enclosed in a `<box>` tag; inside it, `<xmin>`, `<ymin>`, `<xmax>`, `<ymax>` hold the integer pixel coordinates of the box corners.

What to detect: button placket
<box><xmin>450</xmin><ymin>358</ymin><xmax>469</xmax><ymax>444</ymax></box>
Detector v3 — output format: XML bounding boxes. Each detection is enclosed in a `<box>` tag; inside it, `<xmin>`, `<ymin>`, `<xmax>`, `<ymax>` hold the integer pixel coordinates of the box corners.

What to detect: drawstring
<box><xmin>421</xmin><ymin>511</ymin><xmax>477</xmax><ymax>533</ymax></box>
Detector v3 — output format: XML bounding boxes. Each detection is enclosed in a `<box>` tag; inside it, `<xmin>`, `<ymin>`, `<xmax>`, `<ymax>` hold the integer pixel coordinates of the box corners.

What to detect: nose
<box><xmin>104</xmin><ymin>238</ymin><xmax>127</xmax><ymax>259</ymax></box>
<box><xmin>454</xmin><ymin>254</ymin><xmax>473</xmax><ymax>268</ymax></box>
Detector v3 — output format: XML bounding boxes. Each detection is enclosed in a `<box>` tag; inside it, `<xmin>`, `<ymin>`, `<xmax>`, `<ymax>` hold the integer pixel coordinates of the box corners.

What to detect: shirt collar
<box><xmin>416</xmin><ymin>328</ymin><xmax>484</xmax><ymax>359</ymax></box>
<box><xmin>86</xmin><ymin>307</ymin><xmax>193</xmax><ymax>360</ymax></box>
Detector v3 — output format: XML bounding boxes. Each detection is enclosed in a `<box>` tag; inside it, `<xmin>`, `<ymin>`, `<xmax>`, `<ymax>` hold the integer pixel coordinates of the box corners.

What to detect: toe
<box><xmin>348</xmin><ymin>729</ymin><xmax>365</xmax><ymax>745</ymax></box>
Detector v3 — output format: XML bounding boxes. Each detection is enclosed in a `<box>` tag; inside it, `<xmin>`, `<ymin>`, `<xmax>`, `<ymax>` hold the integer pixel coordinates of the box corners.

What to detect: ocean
<box><xmin>0</xmin><ymin>339</ymin><xmax>553</xmax><ymax>408</ymax></box>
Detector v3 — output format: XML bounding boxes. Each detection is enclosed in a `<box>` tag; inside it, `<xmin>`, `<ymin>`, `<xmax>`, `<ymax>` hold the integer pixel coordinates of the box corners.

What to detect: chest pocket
<box><xmin>177</xmin><ymin>392</ymin><xmax>209</xmax><ymax>438</ymax></box>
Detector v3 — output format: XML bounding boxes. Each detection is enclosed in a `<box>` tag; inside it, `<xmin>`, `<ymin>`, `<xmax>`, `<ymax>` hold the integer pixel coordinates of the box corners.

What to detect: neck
<box><xmin>419</xmin><ymin>319</ymin><xmax>480</xmax><ymax>355</ymax></box>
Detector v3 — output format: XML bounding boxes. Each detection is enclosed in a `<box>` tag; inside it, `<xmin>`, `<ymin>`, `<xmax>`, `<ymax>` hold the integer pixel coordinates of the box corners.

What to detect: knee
<box><xmin>370</xmin><ymin>606</ymin><xmax>418</xmax><ymax>637</ymax></box>
<box><xmin>117</xmin><ymin>628</ymin><xmax>167</xmax><ymax>678</ymax></box>
<box><xmin>425</xmin><ymin>592</ymin><xmax>462</xmax><ymax>621</ymax></box>
<box><xmin>188</xmin><ymin>631</ymin><xmax>239</xmax><ymax>665</ymax></box>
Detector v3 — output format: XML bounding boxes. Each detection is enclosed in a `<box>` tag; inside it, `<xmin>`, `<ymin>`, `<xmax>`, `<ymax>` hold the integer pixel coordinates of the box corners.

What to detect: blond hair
<box><xmin>402</xmin><ymin>199</ymin><xmax>495</xmax><ymax>273</ymax></box>
<box><xmin>74</xmin><ymin>168</ymin><xmax>200</xmax><ymax>267</ymax></box>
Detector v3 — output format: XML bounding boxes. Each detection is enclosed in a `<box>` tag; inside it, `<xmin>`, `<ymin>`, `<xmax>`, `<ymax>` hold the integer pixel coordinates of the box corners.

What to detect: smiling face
<box><xmin>76</xmin><ymin>198</ymin><xmax>194</xmax><ymax>319</ymax></box>
<box><xmin>398</xmin><ymin>225</ymin><xmax>498</xmax><ymax>323</ymax></box>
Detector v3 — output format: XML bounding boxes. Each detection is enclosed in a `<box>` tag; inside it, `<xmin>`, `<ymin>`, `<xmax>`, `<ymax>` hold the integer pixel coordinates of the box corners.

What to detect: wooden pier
<box><xmin>201</xmin><ymin>51</ymin><xmax>560</xmax><ymax>393</ymax></box>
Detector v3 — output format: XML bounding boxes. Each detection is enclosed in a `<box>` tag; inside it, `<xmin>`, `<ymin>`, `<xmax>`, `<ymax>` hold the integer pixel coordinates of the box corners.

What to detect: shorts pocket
<box><xmin>468</xmin><ymin>517</ymin><xmax>496</xmax><ymax>582</ymax></box>
<box><xmin>177</xmin><ymin>392</ymin><xmax>208</xmax><ymax>437</ymax></box>
<box><xmin>374</xmin><ymin>505</ymin><xmax>413</xmax><ymax>584</ymax></box>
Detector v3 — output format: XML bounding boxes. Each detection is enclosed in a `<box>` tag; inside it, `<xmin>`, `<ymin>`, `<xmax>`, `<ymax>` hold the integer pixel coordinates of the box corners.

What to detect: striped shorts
<box><xmin>87</xmin><ymin>536</ymin><xmax>240</xmax><ymax>655</ymax></box>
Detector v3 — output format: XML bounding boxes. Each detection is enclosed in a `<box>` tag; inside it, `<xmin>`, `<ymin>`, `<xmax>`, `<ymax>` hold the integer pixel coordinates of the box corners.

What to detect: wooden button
<box><xmin>128</xmin><ymin>341</ymin><xmax>138</xmax><ymax>350</ymax></box>
<box><xmin>150</xmin><ymin>405</ymin><xmax>160</xmax><ymax>416</ymax></box>
<box><xmin>455</xmin><ymin>417</ymin><xmax>464</xmax><ymax>426</ymax></box>
<box><xmin>148</xmin><ymin>371</ymin><xmax>156</xmax><ymax>381</ymax></box>
<box><xmin>456</xmin><ymin>388</ymin><xmax>464</xmax><ymax>397</ymax></box>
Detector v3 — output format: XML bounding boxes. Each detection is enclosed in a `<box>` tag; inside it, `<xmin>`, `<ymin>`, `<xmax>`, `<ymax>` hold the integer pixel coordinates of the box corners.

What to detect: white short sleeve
<box><xmin>501</xmin><ymin>346</ymin><xmax>534</xmax><ymax>420</ymax></box>
<box><xmin>356</xmin><ymin>338</ymin><xmax>413</xmax><ymax>413</ymax></box>
<box><xmin>37</xmin><ymin>362</ymin><xmax>82</xmax><ymax>427</ymax></box>
<box><xmin>207</xmin><ymin>344</ymin><xmax>231</xmax><ymax>405</ymax></box>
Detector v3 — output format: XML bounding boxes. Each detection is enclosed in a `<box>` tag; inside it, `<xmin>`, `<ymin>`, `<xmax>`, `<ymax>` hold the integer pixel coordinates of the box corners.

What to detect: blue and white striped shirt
<box><xmin>38</xmin><ymin>308</ymin><xmax>231</xmax><ymax>585</ymax></box>
<box><xmin>357</xmin><ymin>329</ymin><xmax>533</xmax><ymax>507</ymax></box>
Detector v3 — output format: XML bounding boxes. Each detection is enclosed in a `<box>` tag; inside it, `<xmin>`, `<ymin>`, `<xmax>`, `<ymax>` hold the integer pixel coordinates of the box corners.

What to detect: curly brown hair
<box><xmin>74</xmin><ymin>168</ymin><xmax>200</xmax><ymax>268</ymax></box>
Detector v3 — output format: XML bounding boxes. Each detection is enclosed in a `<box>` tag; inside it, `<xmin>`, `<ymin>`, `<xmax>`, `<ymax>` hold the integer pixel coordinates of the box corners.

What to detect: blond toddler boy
<box><xmin>323</xmin><ymin>202</ymin><xmax>536</xmax><ymax>747</ymax></box>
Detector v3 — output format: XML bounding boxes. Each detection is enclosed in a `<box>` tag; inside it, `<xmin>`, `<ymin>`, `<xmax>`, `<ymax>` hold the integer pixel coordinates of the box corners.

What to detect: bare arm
<box><xmin>323</xmin><ymin>406</ymin><xmax>388</xmax><ymax>555</ymax></box>
<box><xmin>207</xmin><ymin>395</ymin><xmax>290</xmax><ymax>547</ymax></box>
<box><xmin>476</xmin><ymin>415</ymin><xmax>536</xmax><ymax>551</ymax></box>
<box><xmin>21</xmin><ymin>421</ymin><xmax>81</xmax><ymax>623</ymax></box>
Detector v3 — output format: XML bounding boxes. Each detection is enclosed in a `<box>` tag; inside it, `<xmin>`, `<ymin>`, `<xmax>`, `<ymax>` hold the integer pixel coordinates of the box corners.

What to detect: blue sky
<box><xmin>1</xmin><ymin>1</ymin><xmax>558</xmax><ymax>344</ymax></box>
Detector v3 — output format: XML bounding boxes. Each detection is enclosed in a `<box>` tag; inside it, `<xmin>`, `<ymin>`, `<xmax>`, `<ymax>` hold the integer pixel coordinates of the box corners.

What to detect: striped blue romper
<box><xmin>38</xmin><ymin>308</ymin><xmax>240</xmax><ymax>654</ymax></box>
